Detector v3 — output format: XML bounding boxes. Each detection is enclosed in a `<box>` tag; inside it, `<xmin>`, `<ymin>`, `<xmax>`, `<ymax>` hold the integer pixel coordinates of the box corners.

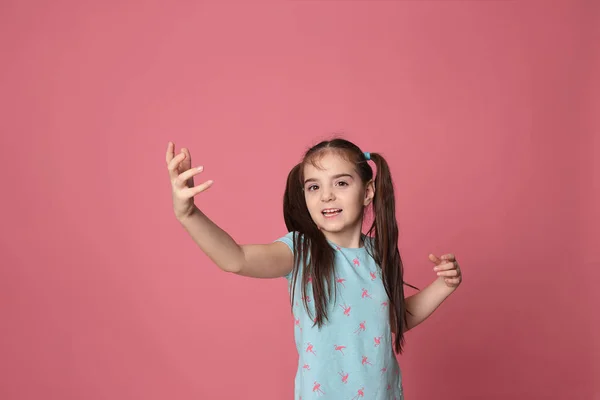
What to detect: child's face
<box><xmin>302</xmin><ymin>152</ymin><xmax>374</xmax><ymax>235</ymax></box>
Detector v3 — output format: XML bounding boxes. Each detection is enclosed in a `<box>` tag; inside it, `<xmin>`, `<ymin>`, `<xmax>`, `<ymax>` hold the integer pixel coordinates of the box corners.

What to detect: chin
<box><xmin>320</xmin><ymin>220</ymin><xmax>350</xmax><ymax>232</ymax></box>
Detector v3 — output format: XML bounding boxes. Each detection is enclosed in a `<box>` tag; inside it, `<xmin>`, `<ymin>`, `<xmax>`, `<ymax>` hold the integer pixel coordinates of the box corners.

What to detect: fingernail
<box><xmin>197</xmin><ymin>166</ymin><xmax>203</xmax><ymax>171</ymax></box>
<box><xmin>433</xmin><ymin>267</ymin><xmax>438</xmax><ymax>271</ymax></box>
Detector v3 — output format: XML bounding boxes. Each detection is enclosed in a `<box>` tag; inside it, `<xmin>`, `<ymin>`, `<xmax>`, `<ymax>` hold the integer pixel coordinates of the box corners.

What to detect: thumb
<box><xmin>428</xmin><ymin>253</ymin><xmax>442</xmax><ymax>265</ymax></box>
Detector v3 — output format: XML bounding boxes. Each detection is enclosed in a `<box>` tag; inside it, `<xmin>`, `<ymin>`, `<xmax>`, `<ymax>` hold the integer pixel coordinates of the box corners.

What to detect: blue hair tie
<box><xmin>363</xmin><ymin>152</ymin><xmax>371</xmax><ymax>160</ymax></box>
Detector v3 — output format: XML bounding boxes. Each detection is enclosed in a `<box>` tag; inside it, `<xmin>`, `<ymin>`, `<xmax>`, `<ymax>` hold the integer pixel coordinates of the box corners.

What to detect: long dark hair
<box><xmin>283</xmin><ymin>138</ymin><xmax>415</xmax><ymax>354</ymax></box>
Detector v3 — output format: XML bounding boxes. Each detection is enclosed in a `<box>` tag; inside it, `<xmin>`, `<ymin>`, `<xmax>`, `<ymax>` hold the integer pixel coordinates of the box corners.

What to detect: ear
<box><xmin>364</xmin><ymin>179</ymin><xmax>375</xmax><ymax>206</ymax></box>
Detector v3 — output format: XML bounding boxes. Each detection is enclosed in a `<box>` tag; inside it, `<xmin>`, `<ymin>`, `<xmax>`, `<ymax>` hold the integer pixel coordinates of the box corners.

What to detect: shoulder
<box><xmin>274</xmin><ymin>231</ymin><xmax>309</xmax><ymax>253</ymax></box>
<box><xmin>273</xmin><ymin>232</ymin><xmax>304</xmax><ymax>281</ymax></box>
<box><xmin>363</xmin><ymin>234</ymin><xmax>376</xmax><ymax>253</ymax></box>
<box><xmin>274</xmin><ymin>231</ymin><xmax>298</xmax><ymax>252</ymax></box>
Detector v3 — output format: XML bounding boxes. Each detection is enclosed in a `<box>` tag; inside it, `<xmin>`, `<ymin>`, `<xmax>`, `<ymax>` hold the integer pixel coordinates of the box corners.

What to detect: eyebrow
<box><xmin>304</xmin><ymin>173</ymin><xmax>354</xmax><ymax>185</ymax></box>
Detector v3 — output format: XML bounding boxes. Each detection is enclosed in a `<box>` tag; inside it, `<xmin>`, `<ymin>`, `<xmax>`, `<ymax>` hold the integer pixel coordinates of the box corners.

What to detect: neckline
<box><xmin>327</xmin><ymin>234</ymin><xmax>370</xmax><ymax>251</ymax></box>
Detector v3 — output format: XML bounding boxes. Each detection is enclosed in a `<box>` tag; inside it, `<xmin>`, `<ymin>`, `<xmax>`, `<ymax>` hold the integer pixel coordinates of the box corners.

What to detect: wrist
<box><xmin>434</xmin><ymin>276</ymin><xmax>458</xmax><ymax>295</ymax></box>
<box><xmin>177</xmin><ymin>206</ymin><xmax>200</xmax><ymax>224</ymax></box>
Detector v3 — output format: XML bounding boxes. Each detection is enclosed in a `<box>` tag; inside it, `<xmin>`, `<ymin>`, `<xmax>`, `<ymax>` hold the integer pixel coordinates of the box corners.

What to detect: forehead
<box><xmin>303</xmin><ymin>152</ymin><xmax>356</xmax><ymax>180</ymax></box>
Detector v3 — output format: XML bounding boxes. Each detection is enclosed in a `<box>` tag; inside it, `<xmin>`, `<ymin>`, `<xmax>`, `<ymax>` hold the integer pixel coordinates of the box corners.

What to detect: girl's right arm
<box><xmin>167</xmin><ymin>142</ymin><xmax>293</xmax><ymax>278</ymax></box>
<box><xmin>178</xmin><ymin>208</ymin><xmax>293</xmax><ymax>278</ymax></box>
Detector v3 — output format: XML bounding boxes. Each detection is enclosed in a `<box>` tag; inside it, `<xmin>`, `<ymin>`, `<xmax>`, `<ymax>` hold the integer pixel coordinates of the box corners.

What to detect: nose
<box><xmin>320</xmin><ymin>186</ymin><xmax>335</xmax><ymax>202</ymax></box>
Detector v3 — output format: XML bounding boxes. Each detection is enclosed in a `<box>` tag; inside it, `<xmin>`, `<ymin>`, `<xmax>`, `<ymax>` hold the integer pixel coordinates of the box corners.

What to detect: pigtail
<box><xmin>368</xmin><ymin>153</ymin><xmax>410</xmax><ymax>354</ymax></box>
<box><xmin>283</xmin><ymin>163</ymin><xmax>309</xmax><ymax>233</ymax></box>
<box><xmin>283</xmin><ymin>162</ymin><xmax>336</xmax><ymax>326</ymax></box>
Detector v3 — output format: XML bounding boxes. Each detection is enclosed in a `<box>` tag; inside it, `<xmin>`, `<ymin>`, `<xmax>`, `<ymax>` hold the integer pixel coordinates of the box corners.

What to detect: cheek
<box><xmin>304</xmin><ymin>196</ymin><xmax>320</xmax><ymax>215</ymax></box>
<box><xmin>341</xmin><ymin>191</ymin><xmax>363</xmax><ymax>206</ymax></box>
<box><xmin>346</xmin><ymin>196</ymin><xmax>367</xmax><ymax>215</ymax></box>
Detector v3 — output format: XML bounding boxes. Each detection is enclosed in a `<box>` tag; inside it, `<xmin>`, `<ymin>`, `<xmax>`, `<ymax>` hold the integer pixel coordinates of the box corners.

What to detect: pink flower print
<box><xmin>338</xmin><ymin>371</ymin><xmax>349</xmax><ymax>384</ymax></box>
<box><xmin>307</xmin><ymin>275</ymin><xmax>313</xmax><ymax>283</ymax></box>
<box><xmin>294</xmin><ymin>316</ymin><xmax>300</xmax><ymax>327</ymax></box>
<box><xmin>303</xmin><ymin>364</ymin><xmax>310</xmax><ymax>371</ymax></box>
<box><xmin>305</xmin><ymin>342</ymin><xmax>316</xmax><ymax>356</ymax></box>
<box><xmin>381</xmin><ymin>366</ymin><xmax>388</xmax><ymax>374</ymax></box>
<box><xmin>353</xmin><ymin>258</ymin><xmax>360</xmax><ymax>267</ymax></box>
<box><xmin>301</xmin><ymin>295</ymin><xmax>311</xmax><ymax>303</ymax></box>
<box><xmin>352</xmin><ymin>387</ymin><xmax>365</xmax><ymax>399</ymax></box>
<box><xmin>313</xmin><ymin>381</ymin><xmax>325</xmax><ymax>395</ymax></box>
<box><xmin>361</xmin><ymin>288</ymin><xmax>372</xmax><ymax>299</ymax></box>
<box><xmin>361</xmin><ymin>356</ymin><xmax>372</xmax><ymax>366</ymax></box>
<box><xmin>339</xmin><ymin>303</ymin><xmax>351</xmax><ymax>316</ymax></box>
<box><xmin>336</xmin><ymin>246</ymin><xmax>341</xmax><ymax>251</ymax></box>
<box><xmin>370</xmin><ymin>271</ymin><xmax>376</xmax><ymax>281</ymax></box>
<box><xmin>380</xmin><ymin>301</ymin><xmax>388</xmax><ymax>310</ymax></box>
<box><xmin>354</xmin><ymin>321</ymin><xmax>366</xmax><ymax>334</ymax></box>
<box><xmin>334</xmin><ymin>344</ymin><xmax>346</xmax><ymax>355</ymax></box>
<box><xmin>387</xmin><ymin>384</ymin><xmax>392</xmax><ymax>391</ymax></box>
<box><xmin>336</xmin><ymin>277</ymin><xmax>346</xmax><ymax>288</ymax></box>
<box><xmin>374</xmin><ymin>336</ymin><xmax>382</xmax><ymax>347</ymax></box>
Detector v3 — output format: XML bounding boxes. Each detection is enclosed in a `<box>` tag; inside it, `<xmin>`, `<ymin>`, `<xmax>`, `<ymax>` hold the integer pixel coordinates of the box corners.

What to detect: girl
<box><xmin>165</xmin><ymin>138</ymin><xmax>462</xmax><ymax>399</ymax></box>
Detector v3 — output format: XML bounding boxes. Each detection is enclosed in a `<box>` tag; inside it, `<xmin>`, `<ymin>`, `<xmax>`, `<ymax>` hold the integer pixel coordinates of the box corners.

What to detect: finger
<box><xmin>167</xmin><ymin>152</ymin><xmax>186</xmax><ymax>180</ymax></box>
<box><xmin>444</xmin><ymin>278</ymin><xmax>462</xmax><ymax>285</ymax></box>
<box><xmin>177</xmin><ymin>165</ymin><xmax>203</xmax><ymax>187</ymax></box>
<box><xmin>428</xmin><ymin>254</ymin><xmax>442</xmax><ymax>266</ymax></box>
<box><xmin>441</xmin><ymin>254</ymin><xmax>455</xmax><ymax>261</ymax></box>
<box><xmin>184</xmin><ymin>179</ymin><xmax>214</xmax><ymax>197</ymax></box>
<box><xmin>180</xmin><ymin>148</ymin><xmax>192</xmax><ymax>169</ymax></box>
<box><xmin>433</xmin><ymin>261</ymin><xmax>457</xmax><ymax>271</ymax></box>
<box><xmin>436</xmin><ymin>269</ymin><xmax>459</xmax><ymax>277</ymax></box>
<box><xmin>165</xmin><ymin>142</ymin><xmax>175</xmax><ymax>163</ymax></box>
<box><xmin>180</xmin><ymin>148</ymin><xmax>195</xmax><ymax>187</ymax></box>
<box><xmin>445</xmin><ymin>277</ymin><xmax>461</xmax><ymax>285</ymax></box>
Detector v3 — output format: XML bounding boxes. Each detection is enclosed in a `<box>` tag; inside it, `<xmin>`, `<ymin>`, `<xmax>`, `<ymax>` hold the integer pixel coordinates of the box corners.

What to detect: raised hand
<box><xmin>429</xmin><ymin>253</ymin><xmax>462</xmax><ymax>288</ymax></box>
<box><xmin>165</xmin><ymin>142</ymin><xmax>214</xmax><ymax>220</ymax></box>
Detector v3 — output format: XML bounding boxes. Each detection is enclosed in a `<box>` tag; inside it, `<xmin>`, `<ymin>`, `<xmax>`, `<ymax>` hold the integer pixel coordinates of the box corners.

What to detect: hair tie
<box><xmin>363</xmin><ymin>152</ymin><xmax>371</xmax><ymax>160</ymax></box>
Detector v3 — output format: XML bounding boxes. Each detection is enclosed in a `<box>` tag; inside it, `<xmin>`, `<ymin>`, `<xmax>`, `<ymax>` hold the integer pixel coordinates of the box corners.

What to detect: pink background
<box><xmin>1</xmin><ymin>1</ymin><xmax>598</xmax><ymax>399</ymax></box>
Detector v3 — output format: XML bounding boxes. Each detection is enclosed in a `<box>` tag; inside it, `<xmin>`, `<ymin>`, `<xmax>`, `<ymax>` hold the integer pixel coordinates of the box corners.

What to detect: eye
<box><xmin>336</xmin><ymin>181</ymin><xmax>349</xmax><ymax>187</ymax></box>
<box><xmin>307</xmin><ymin>184</ymin><xmax>319</xmax><ymax>191</ymax></box>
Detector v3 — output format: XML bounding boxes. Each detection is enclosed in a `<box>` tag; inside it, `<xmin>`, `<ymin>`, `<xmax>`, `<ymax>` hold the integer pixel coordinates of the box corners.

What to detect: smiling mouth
<box><xmin>322</xmin><ymin>208</ymin><xmax>343</xmax><ymax>217</ymax></box>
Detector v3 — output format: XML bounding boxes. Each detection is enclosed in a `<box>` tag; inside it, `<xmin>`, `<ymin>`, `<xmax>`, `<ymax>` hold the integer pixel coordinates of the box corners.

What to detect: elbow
<box><xmin>222</xmin><ymin>263</ymin><xmax>243</xmax><ymax>274</ymax></box>
<box><xmin>220</xmin><ymin>250</ymin><xmax>247</xmax><ymax>274</ymax></box>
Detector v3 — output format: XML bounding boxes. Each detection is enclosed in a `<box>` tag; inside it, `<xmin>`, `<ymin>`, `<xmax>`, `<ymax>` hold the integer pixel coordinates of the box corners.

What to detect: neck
<box><xmin>322</xmin><ymin>227</ymin><xmax>364</xmax><ymax>249</ymax></box>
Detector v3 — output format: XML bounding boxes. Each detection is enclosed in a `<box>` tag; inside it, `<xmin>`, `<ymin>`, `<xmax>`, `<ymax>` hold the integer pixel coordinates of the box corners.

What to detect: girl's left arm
<box><xmin>401</xmin><ymin>253</ymin><xmax>462</xmax><ymax>333</ymax></box>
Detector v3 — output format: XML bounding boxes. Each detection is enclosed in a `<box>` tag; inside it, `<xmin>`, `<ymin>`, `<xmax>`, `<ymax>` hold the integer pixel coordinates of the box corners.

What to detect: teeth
<box><xmin>323</xmin><ymin>209</ymin><xmax>342</xmax><ymax>214</ymax></box>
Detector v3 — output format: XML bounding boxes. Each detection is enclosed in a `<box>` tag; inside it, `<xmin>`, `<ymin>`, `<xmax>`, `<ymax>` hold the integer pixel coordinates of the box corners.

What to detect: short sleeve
<box><xmin>274</xmin><ymin>231</ymin><xmax>297</xmax><ymax>280</ymax></box>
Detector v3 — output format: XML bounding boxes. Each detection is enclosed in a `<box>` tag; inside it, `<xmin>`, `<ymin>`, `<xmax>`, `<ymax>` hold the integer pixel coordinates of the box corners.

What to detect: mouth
<box><xmin>322</xmin><ymin>208</ymin><xmax>343</xmax><ymax>218</ymax></box>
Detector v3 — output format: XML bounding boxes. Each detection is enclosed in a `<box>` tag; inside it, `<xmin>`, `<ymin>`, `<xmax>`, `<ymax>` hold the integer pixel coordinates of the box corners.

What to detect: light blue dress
<box><xmin>276</xmin><ymin>231</ymin><xmax>404</xmax><ymax>400</ymax></box>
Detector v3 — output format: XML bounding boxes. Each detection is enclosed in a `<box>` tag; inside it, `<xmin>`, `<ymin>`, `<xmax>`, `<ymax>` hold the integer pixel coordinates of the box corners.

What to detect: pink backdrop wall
<box><xmin>1</xmin><ymin>1</ymin><xmax>598</xmax><ymax>399</ymax></box>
